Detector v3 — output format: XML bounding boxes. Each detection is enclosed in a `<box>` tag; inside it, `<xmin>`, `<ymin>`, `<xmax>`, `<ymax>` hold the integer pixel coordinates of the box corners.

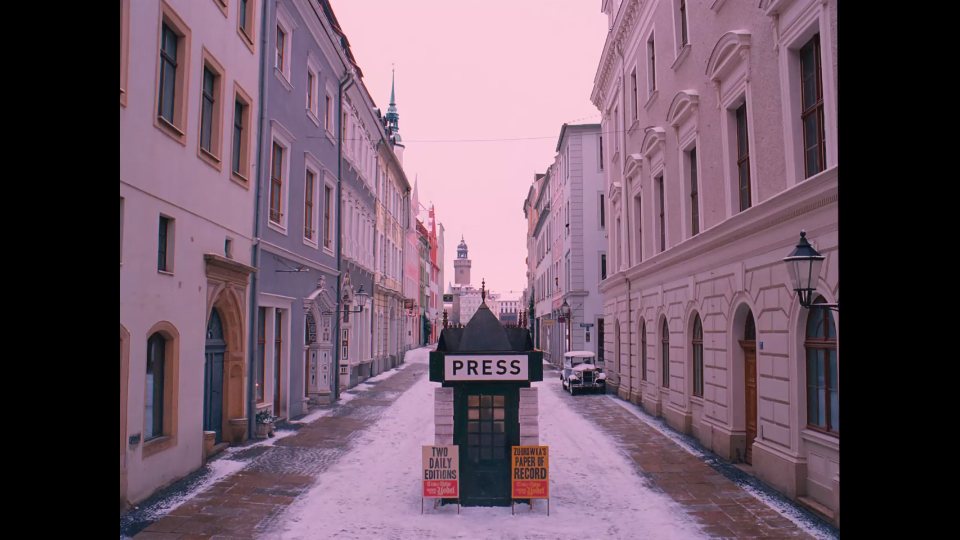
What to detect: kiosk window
<box><xmin>467</xmin><ymin>395</ymin><xmax>506</xmax><ymax>462</ymax></box>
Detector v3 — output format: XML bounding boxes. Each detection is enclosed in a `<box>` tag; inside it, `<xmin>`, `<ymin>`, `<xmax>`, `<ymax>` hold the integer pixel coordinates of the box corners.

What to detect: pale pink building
<box><xmin>594</xmin><ymin>0</ymin><xmax>838</xmax><ymax>526</ymax></box>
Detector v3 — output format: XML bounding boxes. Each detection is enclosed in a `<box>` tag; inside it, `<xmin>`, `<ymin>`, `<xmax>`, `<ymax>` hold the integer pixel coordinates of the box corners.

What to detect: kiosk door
<box><xmin>457</xmin><ymin>386</ymin><xmax>519</xmax><ymax>506</ymax></box>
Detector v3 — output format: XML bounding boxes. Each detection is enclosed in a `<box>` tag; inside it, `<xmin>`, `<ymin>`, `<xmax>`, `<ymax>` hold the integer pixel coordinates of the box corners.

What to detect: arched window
<box><xmin>640</xmin><ymin>320</ymin><xmax>647</xmax><ymax>381</ymax></box>
<box><xmin>661</xmin><ymin>319</ymin><xmax>670</xmax><ymax>388</ymax></box>
<box><xmin>692</xmin><ymin>314</ymin><xmax>703</xmax><ymax>397</ymax></box>
<box><xmin>805</xmin><ymin>297</ymin><xmax>838</xmax><ymax>435</ymax></box>
<box><xmin>145</xmin><ymin>332</ymin><xmax>167</xmax><ymax>441</ymax></box>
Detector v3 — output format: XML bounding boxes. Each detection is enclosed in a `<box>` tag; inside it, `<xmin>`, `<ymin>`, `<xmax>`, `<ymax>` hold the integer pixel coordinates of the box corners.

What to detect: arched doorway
<box><xmin>740</xmin><ymin>311</ymin><xmax>757</xmax><ymax>464</ymax></box>
<box><xmin>205</xmin><ymin>309</ymin><xmax>226</xmax><ymax>444</ymax></box>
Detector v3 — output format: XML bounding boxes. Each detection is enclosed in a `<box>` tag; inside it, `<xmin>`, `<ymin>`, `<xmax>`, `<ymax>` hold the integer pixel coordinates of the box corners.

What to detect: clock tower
<box><xmin>454</xmin><ymin>236</ymin><xmax>471</xmax><ymax>286</ymax></box>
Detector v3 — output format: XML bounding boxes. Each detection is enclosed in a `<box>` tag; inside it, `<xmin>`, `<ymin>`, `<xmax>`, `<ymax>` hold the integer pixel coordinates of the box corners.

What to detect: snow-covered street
<box><xmin>124</xmin><ymin>347</ymin><xmax>836</xmax><ymax>540</ymax></box>
<box><xmin>270</xmin><ymin>348</ymin><xmax>705</xmax><ymax>540</ymax></box>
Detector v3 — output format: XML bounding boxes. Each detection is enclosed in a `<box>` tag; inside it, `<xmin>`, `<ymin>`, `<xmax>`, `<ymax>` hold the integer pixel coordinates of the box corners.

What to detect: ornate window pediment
<box><xmin>623</xmin><ymin>153</ymin><xmax>644</xmax><ymax>180</ymax></box>
<box><xmin>608</xmin><ymin>181</ymin><xmax>623</xmax><ymax>205</ymax></box>
<box><xmin>641</xmin><ymin>128</ymin><xmax>666</xmax><ymax>159</ymax></box>
<box><xmin>304</xmin><ymin>275</ymin><xmax>337</xmax><ymax>345</ymax></box>
<box><xmin>666</xmin><ymin>90</ymin><xmax>700</xmax><ymax>128</ymax></box>
<box><xmin>706</xmin><ymin>31</ymin><xmax>751</xmax><ymax>83</ymax></box>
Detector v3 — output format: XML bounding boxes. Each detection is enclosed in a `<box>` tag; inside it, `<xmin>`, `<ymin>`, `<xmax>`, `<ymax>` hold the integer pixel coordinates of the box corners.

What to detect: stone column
<box><xmin>519</xmin><ymin>388</ymin><xmax>539</xmax><ymax>446</ymax></box>
<box><xmin>435</xmin><ymin>388</ymin><xmax>454</xmax><ymax>445</ymax></box>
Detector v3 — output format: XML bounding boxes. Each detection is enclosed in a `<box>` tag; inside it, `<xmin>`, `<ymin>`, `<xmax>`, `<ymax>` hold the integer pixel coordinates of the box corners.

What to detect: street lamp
<box><xmin>341</xmin><ymin>285</ymin><xmax>369</xmax><ymax>318</ymax></box>
<box><xmin>783</xmin><ymin>230</ymin><xmax>838</xmax><ymax>312</ymax></box>
<box><xmin>560</xmin><ymin>299</ymin><xmax>572</xmax><ymax>352</ymax></box>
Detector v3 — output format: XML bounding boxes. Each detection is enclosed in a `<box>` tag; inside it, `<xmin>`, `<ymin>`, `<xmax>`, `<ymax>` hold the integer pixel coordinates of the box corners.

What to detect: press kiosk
<box><xmin>429</xmin><ymin>290</ymin><xmax>543</xmax><ymax>508</ymax></box>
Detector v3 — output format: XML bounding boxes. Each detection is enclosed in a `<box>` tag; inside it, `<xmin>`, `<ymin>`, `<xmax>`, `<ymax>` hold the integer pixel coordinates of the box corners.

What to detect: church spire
<box><xmin>386</xmin><ymin>66</ymin><xmax>401</xmax><ymax>144</ymax></box>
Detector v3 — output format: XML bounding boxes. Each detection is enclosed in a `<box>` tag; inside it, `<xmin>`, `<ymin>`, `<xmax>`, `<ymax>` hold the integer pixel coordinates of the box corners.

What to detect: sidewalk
<box><xmin>122</xmin><ymin>357</ymin><xmax>430</xmax><ymax>540</ymax></box>
<box><xmin>546</xmin><ymin>365</ymin><xmax>839</xmax><ymax>540</ymax></box>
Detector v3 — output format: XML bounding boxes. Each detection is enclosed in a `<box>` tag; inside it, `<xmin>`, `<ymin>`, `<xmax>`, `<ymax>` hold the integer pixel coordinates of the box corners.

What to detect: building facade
<box><xmin>499</xmin><ymin>300</ymin><xmax>520</xmax><ymax>325</ymax></box>
<box><xmin>594</xmin><ymin>0</ymin><xmax>839</xmax><ymax>525</ymax></box>
<box><xmin>120</xmin><ymin>0</ymin><xmax>261</xmax><ymax>510</ymax></box>
<box><xmin>403</xmin><ymin>181</ymin><xmax>422</xmax><ymax>352</ymax></box>
<box><xmin>254</xmin><ymin>0</ymin><xmax>350</xmax><ymax>427</ymax></box>
<box><xmin>372</xmin><ymin>74</ymin><xmax>410</xmax><ymax>376</ymax></box>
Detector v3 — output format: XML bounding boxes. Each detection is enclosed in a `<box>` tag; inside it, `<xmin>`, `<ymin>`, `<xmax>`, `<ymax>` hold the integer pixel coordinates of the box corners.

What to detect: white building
<box><xmin>554</xmin><ymin>124</ymin><xmax>607</xmax><ymax>365</ymax></box>
<box><xmin>120</xmin><ymin>0</ymin><xmax>260</xmax><ymax>510</ymax></box>
<box><xmin>594</xmin><ymin>0</ymin><xmax>838</xmax><ymax>525</ymax></box>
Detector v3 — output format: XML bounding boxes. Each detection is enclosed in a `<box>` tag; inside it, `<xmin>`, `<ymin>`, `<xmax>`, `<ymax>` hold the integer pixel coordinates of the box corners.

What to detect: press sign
<box><xmin>444</xmin><ymin>355</ymin><xmax>529</xmax><ymax>381</ymax></box>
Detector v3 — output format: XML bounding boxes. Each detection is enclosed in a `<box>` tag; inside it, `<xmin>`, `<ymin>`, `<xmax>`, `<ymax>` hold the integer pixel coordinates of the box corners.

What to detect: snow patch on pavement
<box><xmin>270</xmin><ymin>347</ymin><xmax>707</xmax><ymax>540</ymax></box>
<box><xmin>160</xmin><ymin>458</ymin><xmax>247</xmax><ymax>514</ymax></box>
<box><xmin>608</xmin><ymin>395</ymin><xmax>836</xmax><ymax>540</ymax></box>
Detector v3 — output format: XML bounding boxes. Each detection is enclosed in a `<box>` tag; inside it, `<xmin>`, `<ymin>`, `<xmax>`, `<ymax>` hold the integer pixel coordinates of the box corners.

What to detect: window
<box><xmin>158</xmin><ymin>23</ymin><xmax>179</xmax><ymax>125</ymax></box>
<box><xmin>307</xmin><ymin>72</ymin><xmax>314</xmax><ymax>111</ymax></box>
<box><xmin>324</xmin><ymin>184</ymin><xmax>333</xmax><ymax>249</ymax></box>
<box><xmin>120</xmin><ymin>197</ymin><xmax>125</xmax><ymax>263</ymax></box>
<box><xmin>257</xmin><ymin>307</ymin><xmax>266</xmax><ymax>403</ymax></box>
<box><xmin>155</xmin><ymin>2</ymin><xmax>191</xmax><ymax>143</ymax></box>
<box><xmin>230</xmin><ymin>84</ymin><xmax>253</xmax><ymax>186</ymax></box>
<box><xmin>679</xmin><ymin>0</ymin><xmax>688</xmax><ymax>47</ymax></box>
<box><xmin>658</xmin><ymin>175</ymin><xmax>666</xmax><ymax>252</ymax></box>
<box><xmin>600</xmin><ymin>194</ymin><xmax>606</xmax><ymax>228</ymax></box>
<box><xmin>304</xmin><ymin>318</ymin><xmax>310</xmax><ymax>398</ymax></box>
<box><xmin>692</xmin><ymin>314</ymin><xmax>703</xmax><ymax>397</ymax></box>
<box><xmin>631</xmin><ymin>70</ymin><xmax>639</xmax><ymax>121</ymax></box>
<box><xmin>120</xmin><ymin>0</ymin><xmax>130</xmax><ymax>106</ymax></box>
<box><xmin>276</xmin><ymin>25</ymin><xmax>286</xmax><ymax>72</ymax></box>
<box><xmin>600</xmin><ymin>254</ymin><xmax>607</xmax><ymax>281</ymax></box>
<box><xmin>305</xmin><ymin>170</ymin><xmax>316</xmax><ymax>241</ymax></box>
<box><xmin>158</xmin><ymin>215</ymin><xmax>174</xmax><ymax>273</ymax></box>
<box><xmin>689</xmin><ymin>147</ymin><xmax>700</xmax><ymax>236</ymax></box>
<box><xmin>274</xmin><ymin>310</ymin><xmax>283</xmax><ymax>414</ymax></box>
<box><xmin>661</xmin><ymin>320</ymin><xmax>670</xmax><ymax>388</ymax></box>
<box><xmin>641</xmin><ymin>320</ymin><xmax>647</xmax><ymax>381</ymax></box>
<box><xmin>805</xmin><ymin>297</ymin><xmax>838</xmax><ymax>435</ymax></box>
<box><xmin>325</xmin><ymin>94</ymin><xmax>333</xmax><ymax>131</ymax></box>
<box><xmin>800</xmin><ymin>34</ymin><xmax>826</xmax><ymax>178</ymax></box>
<box><xmin>736</xmin><ymin>103</ymin><xmax>752</xmax><ymax>211</ymax></box>
<box><xmin>599</xmin><ymin>135</ymin><xmax>604</xmax><ymax>170</ymax></box>
<box><xmin>237</xmin><ymin>0</ymin><xmax>256</xmax><ymax>52</ymax></box>
<box><xmin>648</xmin><ymin>35</ymin><xmax>657</xmax><ymax>96</ymax></box>
<box><xmin>270</xmin><ymin>142</ymin><xmax>284</xmax><ymax>223</ymax></box>
<box><xmin>198</xmin><ymin>49</ymin><xmax>225</xmax><ymax>169</ymax></box>
<box><xmin>145</xmin><ymin>332</ymin><xmax>166</xmax><ymax>441</ymax></box>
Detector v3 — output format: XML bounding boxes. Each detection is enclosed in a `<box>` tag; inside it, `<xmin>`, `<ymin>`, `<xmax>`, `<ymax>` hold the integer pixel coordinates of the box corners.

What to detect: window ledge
<box><xmin>303</xmin><ymin>236</ymin><xmax>319</xmax><ymax>249</ymax></box>
<box><xmin>199</xmin><ymin>147</ymin><xmax>223</xmax><ymax>171</ymax></box>
<box><xmin>231</xmin><ymin>171</ymin><xmax>251</xmax><ymax>189</ymax></box>
<box><xmin>238</xmin><ymin>27</ymin><xmax>255</xmax><ymax>54</ymax></box>
<box><xmin>801</xmin><ymin>428</ymin><xmax>839</xmax><ymax>450</ymax></box>
<box><xmin>268</xmin><ymin>219</ymin><xmax>288</xmax><ymax>236</ymax></box>
<box><xmin>626</xmin><ymin>118</ymin><xmax>641</xmax><ymax>136</ymax></box>
<box><xmin>142</xmin><ymin>435</ymin><xmax>177</xmax><ymax>459</ymax></box>
<box><xmin>155</xmin><ymin>116</ymin><xmax>187</xmax><ymax>146</ymax></box>
<box><xmin>307</xmin><ymin>109</ymin><xmax>321</xmax><ymax>128</ymax></box>
<box><xmin>275</xmin><ymin>67</ymin><xmax>293</xmax><ymax>92</ymax></box>
<box><xmin>645</xmin><ymin>90</ymin><xmax>660</xmax><ymax>111</ymax></box>
<box><xmin>671</xmin><ymin>44</ymin><xmax>692</xmax><ymax>71</ymax></box>
<box><xmin>158</xmin><ymin>269</ymin><xmax>175</xmax><ymax>276</ymax></box>
<box><xmin>691</xmin><ymin>395</ymin><xmax>704</xmax><ymax>406</ymax></box>
<box><xmin>324</xmin><ymin>129</ymin><xmax>336</xmax><ymax>145</ymax></box>
<box><xmin>322</xmin><ymin>245</ymin><xmax>335</xmax><ymax>257</ymax></box>
<box><xmin>120</xmin><ymin>88</ymin><xmax>128</xmax><ymax>107</ymax></box>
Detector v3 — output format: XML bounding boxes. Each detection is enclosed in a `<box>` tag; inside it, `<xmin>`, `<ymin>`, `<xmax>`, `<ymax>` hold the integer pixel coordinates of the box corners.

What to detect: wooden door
<box><xmin>742</xmin><ymin>343</ymin><xmax>757</xmax><ymax>465</ymax></box>
<box><xmin>457</xmin><ymin>386</ymin><xmax>518</xmax><ymax>506</ymax></box>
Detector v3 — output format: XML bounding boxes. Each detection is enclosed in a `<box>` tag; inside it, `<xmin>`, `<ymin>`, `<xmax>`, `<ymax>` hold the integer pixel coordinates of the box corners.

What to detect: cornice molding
<box><xmin>592</xmin><ymin>0</ymin><xmax>641</xmax><ymax>110</ymax></box>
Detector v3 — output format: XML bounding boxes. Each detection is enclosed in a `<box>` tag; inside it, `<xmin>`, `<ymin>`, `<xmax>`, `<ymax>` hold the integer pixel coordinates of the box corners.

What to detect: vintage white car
<box><xmin>560</xmin><ymin>351</ymin><xmax>607</xmax><ymax>396</ymax></box>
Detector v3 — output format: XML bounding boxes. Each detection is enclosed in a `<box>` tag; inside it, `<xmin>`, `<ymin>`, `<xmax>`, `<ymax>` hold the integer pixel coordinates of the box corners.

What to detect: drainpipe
<box><xmin>334</xmin><ymin>71</ymin><xmax>357</xmax><ymax>401</ymax></box>
<box><xmin>247</xmin><ymin>0</ymin><xmax>270</xmax><ymax>438</ymax></box>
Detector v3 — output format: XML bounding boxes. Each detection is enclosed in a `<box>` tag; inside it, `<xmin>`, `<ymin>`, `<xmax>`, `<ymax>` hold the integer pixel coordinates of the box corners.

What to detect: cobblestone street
<box><xmin>124</xmin><ymin>360</ymin><xmax>429</xmax><ymax>540</ymax></box>
<box><xmin>122</xmin><ymin>352</ymin><xmax>837</xmax><ymax>540</ymax></box>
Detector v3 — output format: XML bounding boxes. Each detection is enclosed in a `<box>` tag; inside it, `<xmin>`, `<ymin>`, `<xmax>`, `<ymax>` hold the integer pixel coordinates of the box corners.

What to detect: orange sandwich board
<box><xmin>511</xmin><ymin>446</ymin><xmax>549</xmax><ymax>516</ymax></box>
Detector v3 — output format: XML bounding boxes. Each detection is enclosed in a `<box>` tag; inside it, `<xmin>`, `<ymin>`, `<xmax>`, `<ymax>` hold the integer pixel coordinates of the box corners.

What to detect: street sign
<box><xmin>558</xmin><ymin>317</ymin><xmax>566</xmax><ymax>323</ymax></box>
<box><xmin>444</xmin><ymin>355</ymin><xmax>529</xmax><ymax>382</ymax></box>
<box><xmin>580</xmin><ymin>323</ymin><xmax>594</xmax><ymax>328</ymax></box>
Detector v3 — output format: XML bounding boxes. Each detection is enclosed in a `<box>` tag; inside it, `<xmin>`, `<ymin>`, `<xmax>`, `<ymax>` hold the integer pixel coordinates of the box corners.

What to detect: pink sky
<box><xmin>332</xmin><ymin>0</ymin><xmax>608</xmax><ymax>299</ymax></box>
